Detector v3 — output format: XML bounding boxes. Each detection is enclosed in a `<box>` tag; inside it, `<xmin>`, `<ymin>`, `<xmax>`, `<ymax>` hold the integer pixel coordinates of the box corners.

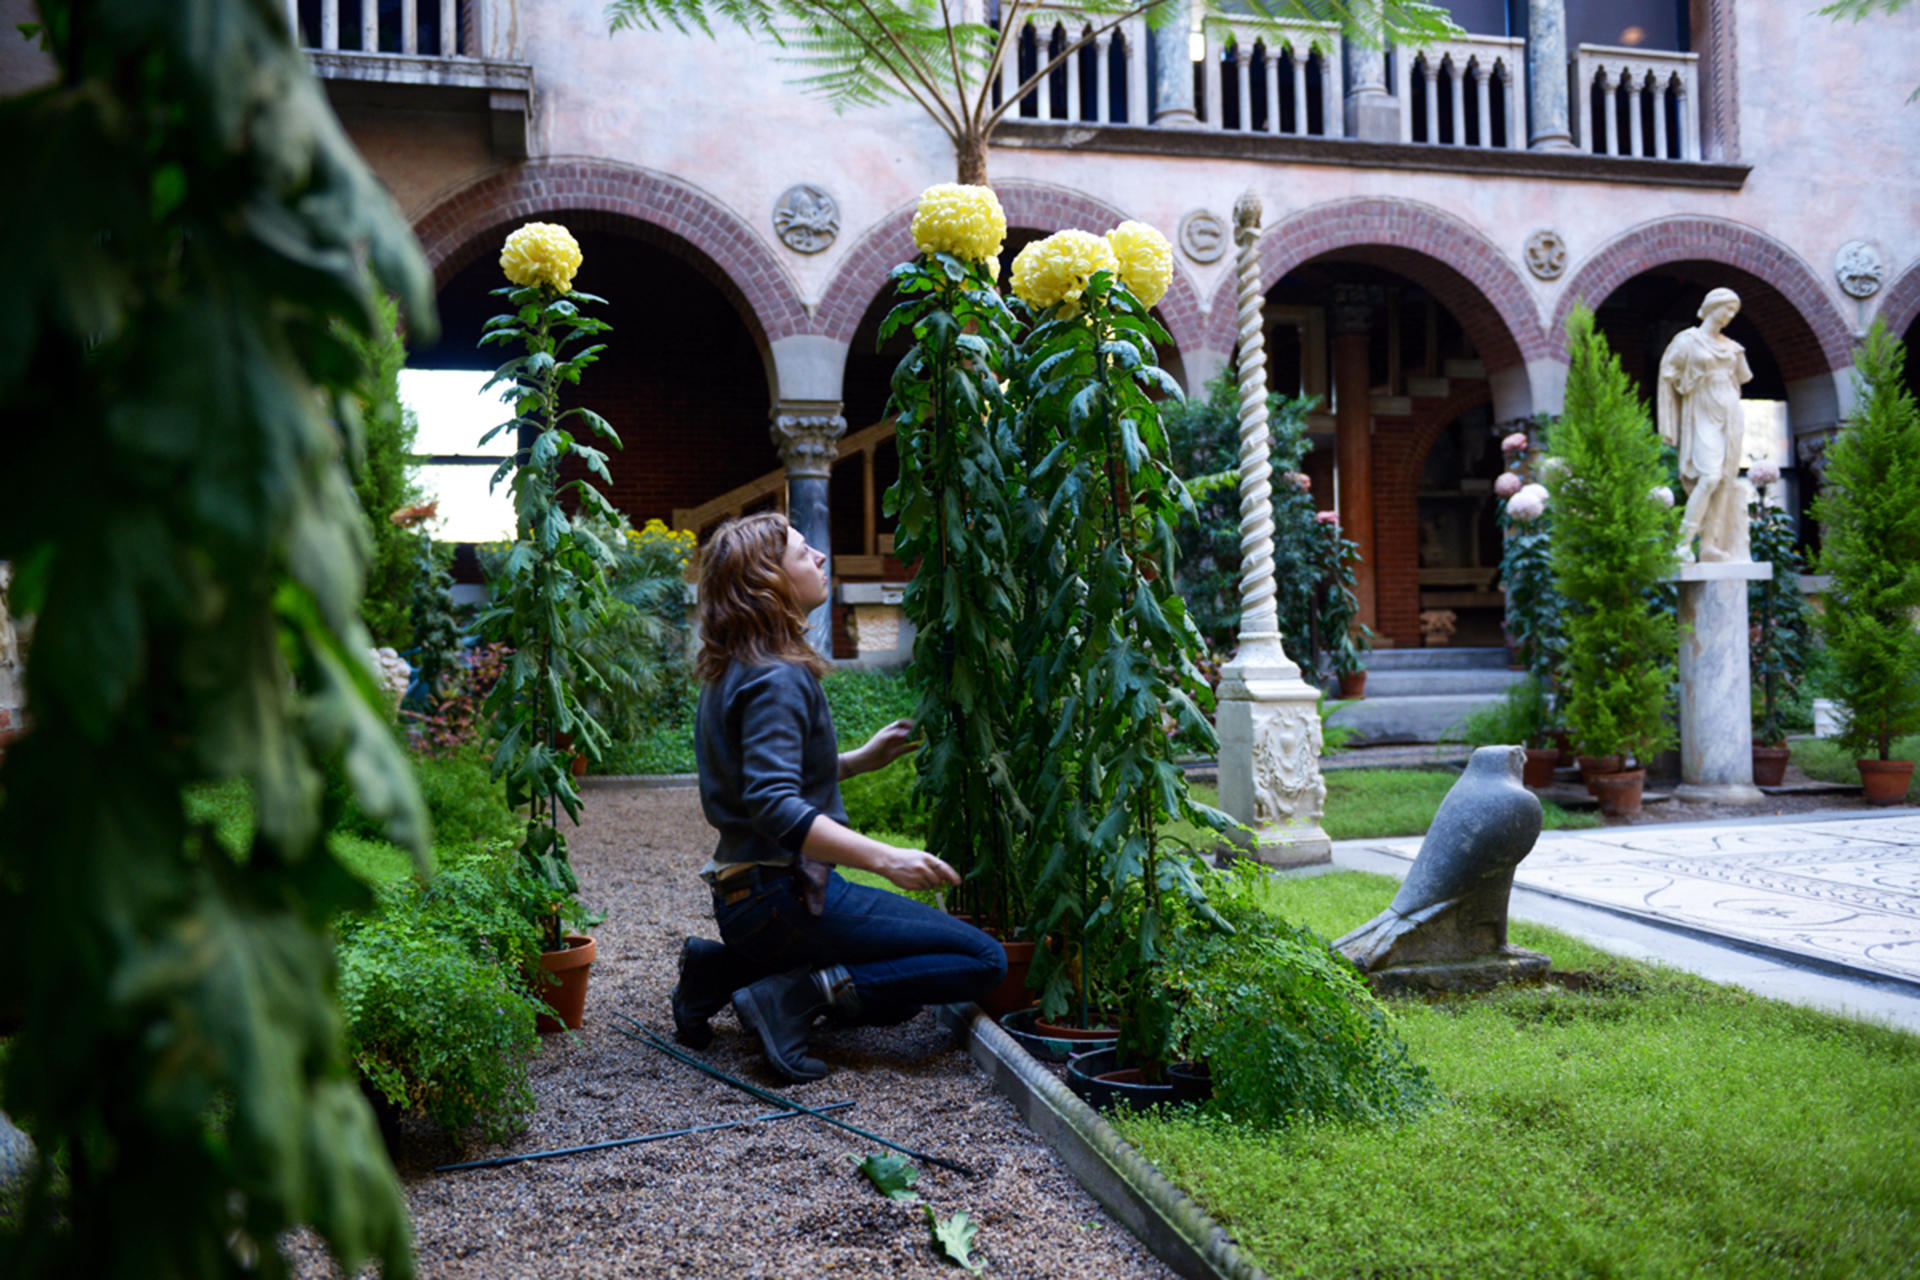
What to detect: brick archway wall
<box><xmin>815</xmin><ymin>181</ymin><xmax>1209</xmax><ymax>360</ymax></box>
<box><xmin>413</xmin><ymin>159</ymin><xmax>812</xmax><ymax>350</ymax></box>
<box><xmin>1878</xmin><ymin>257</ymin><xmax>1920</xmax><ymax>342</ymax></box>
<box><xmin>1549</xmin><ymin>218</ymin><xmax>1854</xmax><ymax>382</ymax></box>
<box><xmin>1372</xmin><ymin>381</ymin><xmax>1494</xmax><ymax>646</ymax></box>
<box><xmin>1202</xmin><ymin>199</ymin><xmax>1549</xmax><ymax>373</ymax></box>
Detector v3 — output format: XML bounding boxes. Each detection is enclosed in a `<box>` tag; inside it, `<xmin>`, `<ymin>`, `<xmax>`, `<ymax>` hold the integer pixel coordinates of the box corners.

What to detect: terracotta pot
<box><xmin>977</xmin><ymin>940</ymin><xmax>1037</xmax><ymax>1019</ymax></box>
<box><xmin>1577</xmin><ymin>754</ymin><xmax>1625</xmax><ymax>794</ymax></box>
<box><xmin>534</xmin><ymin>934</ymin><xmax>597</xmax><ymax>1034</ymax></box>
<box><xmin>1589</xmin><ymin>769</ymin><xmax>1645</xmax><ymax>817</ymax></box>
<box><xmin>1751</xmin><ymin>744</ymin><xmax>1791</xmax><ymax>787</ymax></box>
<box><xmin>1857</xmin><ymin>758</ymin><xmax>1916</xmax><ymax>806</ymax></box>
<box><xmin>1338</xmin><ymin>670</ymin><xmax>1367</xmax><ymax>699</ymax></box>
<box><xmin>1033</xmin><ymin>1014</ymin><xmax>1124</xmax><ymax>1042</ymax></box>
<box><xmin>1550</xmin><ymin>731</ymin><xmax>1576</xmax><ymax>767</ymax></box>
<box><xmin>1522</xmin><ymin>747</ymin><xmax>1559</xmax><ymax>789</ymax></box>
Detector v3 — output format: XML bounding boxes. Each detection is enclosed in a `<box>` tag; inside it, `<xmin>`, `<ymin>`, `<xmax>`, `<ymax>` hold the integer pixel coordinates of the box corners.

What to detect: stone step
<box><xmin>1363</xmin><ymin>646</ymin><xmax>1513</xmax><ymax>672</ymax></box>
<box><xmin>1326</xmin><ymin>693</ymin><xmax>1512</xmax><ymax>745</ymax></box>
<box><xmin>1354</xmin><ymin>668</ymin><xmax>1527</xmax><ymax>698</ymax></box>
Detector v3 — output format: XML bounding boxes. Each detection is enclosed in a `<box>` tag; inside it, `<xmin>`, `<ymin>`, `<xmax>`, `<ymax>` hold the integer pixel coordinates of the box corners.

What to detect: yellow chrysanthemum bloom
<box><xmin>1106</xmin><ymin>221</ymin><xmax>1173</xmax><ymax>309</ymax></box>
<box><xmin>500</xmin><ymin>222</ymin><xmax>584</xmax><ymax>293</ymax></box>
<box><xmin>911</xmin><ymin>184</ymin><xmax>1007</xmax><ymax>266</ymax></box>
<box><xmin>1010</xmin><ymin>229</ymin><xmax>1120</xmax><ymax>316</ymax></box>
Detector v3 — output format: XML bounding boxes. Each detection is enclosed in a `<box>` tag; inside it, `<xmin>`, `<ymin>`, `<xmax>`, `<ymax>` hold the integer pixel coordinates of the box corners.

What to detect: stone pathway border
<box><xmin>932</xmin><ymin>1004</ymin><xmax>1272</xmax><ymax>1280</ymax></box>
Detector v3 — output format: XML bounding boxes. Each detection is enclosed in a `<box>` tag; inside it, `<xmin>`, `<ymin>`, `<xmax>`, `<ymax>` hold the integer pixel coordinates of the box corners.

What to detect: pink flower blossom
<box><xmin>1747</xmin><ymin>461</ymin><xmax>1780</xmax><ymax>487</ymax></box>
<box><xmin>1285</xmin><ymin>471</ymin><xmax>1312</xmax><ymax>493</ymax></box>
<box><xmin>1650</xmin><ymin>485</ymin><xmax>1675</xmax><ymax>507</ymax></box>
<box><xmin>1500</xmin><ymin>431</ymin><xmax>1529</xmax><ymax>454</ymax></box>
<box><xmin>1314</xmin><ymin>510</ymin><xmax>1340</xmax><ymax>525</ymax></box>
<box><xmin>1494</xmin><ymin>472</ymin><xmax>1522</xmax><ymax>498</ymax></box>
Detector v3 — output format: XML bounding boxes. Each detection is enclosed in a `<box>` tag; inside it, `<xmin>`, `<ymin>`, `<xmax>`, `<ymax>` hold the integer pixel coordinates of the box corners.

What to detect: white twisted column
<box><xmin>1214</xmin><ymin>190</ymin><xmax>1329</xmax><ymax>868</ymax></box>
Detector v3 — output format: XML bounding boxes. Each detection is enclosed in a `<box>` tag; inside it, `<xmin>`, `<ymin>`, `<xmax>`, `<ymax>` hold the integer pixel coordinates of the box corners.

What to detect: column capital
<box><xmin>769</xmin><ymin>402</ymin><xmax>846</xmax><ymax>479</ymax></box>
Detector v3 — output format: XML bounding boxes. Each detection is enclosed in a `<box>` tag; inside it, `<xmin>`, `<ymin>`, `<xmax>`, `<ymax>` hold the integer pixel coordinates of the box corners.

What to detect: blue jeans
<box><xmin>712</xmin><ymin>868</ymin><xmax>1006</xmax><ymax>1021</ymax></box>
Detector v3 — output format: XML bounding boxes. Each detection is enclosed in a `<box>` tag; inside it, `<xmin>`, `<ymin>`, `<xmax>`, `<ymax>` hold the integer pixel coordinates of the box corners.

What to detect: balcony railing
<box><xmin>1199</xmin><ymin>17</ymin><xmax>1343</xmax><ymax>138</ymax></box>
<box><xmin>994</xmin><ymin>8</ymin><xmax>1152</xmax><ymax>126</ymax></box>
<box><xmin>286</xmin><ymin>0</ymin><xmax>486</xmax><ymax>57</ymax></box>
<box><xmin>1571</xmin><ymin>44</ymin><xmax>1699</xmax><ymax>161</ymax></box>
<box><xmin>1394</xmin><ymin>34</ymin><xmax>1526</xmax><ymax>150</ymax></box>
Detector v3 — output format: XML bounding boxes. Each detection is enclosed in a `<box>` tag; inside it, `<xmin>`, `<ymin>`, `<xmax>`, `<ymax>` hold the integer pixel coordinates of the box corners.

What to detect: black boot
<box><xmin>671</xmin><ymin>937</ymin><xmax>756</xmax><ymax>1049</ymax></box>
<box><xmin>731</xmin><ymin>965</ymin><xmax>860</xmax><ymax>1083</ymax></box>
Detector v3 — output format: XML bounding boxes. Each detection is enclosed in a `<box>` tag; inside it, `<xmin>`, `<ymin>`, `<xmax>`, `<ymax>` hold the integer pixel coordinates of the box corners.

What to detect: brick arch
<box><xmin>412</xmin><ymin>159</ymin><xmax>811</xmax><ymax>350</ymax></box>
<box><xmin>1549</xmin><ymin>218</ymin><xmax>1853</xmax><ymax>382</ymax></box>
<box><xmin>1202</xmin><ymin>198</ymin><xmax>1549</xmax><ymax>372</ymax></box>
<box><xmin>815</xmin><ymin>180</ymin><xmax>1208</xmax><ymax>360</ymax></box>
<box><xmin>1371</xmin><ymin>381</ymin><xmax>1494</xmax><ymax>645</ymax></box>
<box><xmin>1877</xmin><ymin>257</ymin><xmax>1920</xmax><ymax>342</ymax></box>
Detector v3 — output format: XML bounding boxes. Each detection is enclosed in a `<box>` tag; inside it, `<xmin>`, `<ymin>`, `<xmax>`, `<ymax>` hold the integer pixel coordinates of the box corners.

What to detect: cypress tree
<box><xmin>1812</xmin><ymin>319</ymin><xmax>1920</xmax><ymax>761</ymax></box>
<box><xmin>1548</xmin><ymin>306</ymin><xmax>1681</xmax><ymax>764</ymax></box>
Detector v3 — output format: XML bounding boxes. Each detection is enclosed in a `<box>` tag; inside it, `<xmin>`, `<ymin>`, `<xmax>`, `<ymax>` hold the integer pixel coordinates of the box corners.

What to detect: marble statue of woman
<box><xmin>1657</xmin><ymin>287</ymin><xmax>1754</xmax><ymax>563</ymax></box>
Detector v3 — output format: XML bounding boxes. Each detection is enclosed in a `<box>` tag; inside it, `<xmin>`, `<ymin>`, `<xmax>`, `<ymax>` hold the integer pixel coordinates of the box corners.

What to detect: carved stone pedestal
<box><xmin>1217</xmin><ymin>636</ymin><xmax>1331</xmax><ymax>868</ymax></box>
<box><xmin>1674</xmin><ymin>561</ymin><xmax>1773</xmax><ymax>806</ymax></box>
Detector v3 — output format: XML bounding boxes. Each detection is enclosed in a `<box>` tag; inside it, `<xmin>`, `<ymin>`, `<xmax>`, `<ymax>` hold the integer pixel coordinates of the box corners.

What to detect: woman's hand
<box><xmin>877</xmin><ymin>847</ymin><xmax>962</xmax><ymax>892</ymax></box>
<box><xmin>840</xmin><ymin>719</ymin><xmax>918</xmax><ymax>778</ymax></box>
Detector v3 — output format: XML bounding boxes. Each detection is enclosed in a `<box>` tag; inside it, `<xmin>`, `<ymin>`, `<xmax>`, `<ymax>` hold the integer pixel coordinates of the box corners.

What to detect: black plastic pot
<box><xmin>1168</xmin><ymin>1060</ymin><xmax>1213</xmax><ymax>1105</ymax></box>
<box><xmin>999</xmin><ymin>1007</ymin><xmax>1117</xmax><ymax>1064</ymax></box>
<box><xmin>1065</xmin><ymin>1046</ymin><xmax>1177</xmax><ymax>1115</ymax></box>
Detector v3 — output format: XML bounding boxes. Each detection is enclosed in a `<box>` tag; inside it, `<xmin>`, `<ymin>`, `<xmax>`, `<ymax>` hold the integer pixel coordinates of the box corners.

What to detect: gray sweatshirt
<box><xmin>695</xmin><ymin>660</ymin><xmax>846</xmax><ymax>878</ymax></box>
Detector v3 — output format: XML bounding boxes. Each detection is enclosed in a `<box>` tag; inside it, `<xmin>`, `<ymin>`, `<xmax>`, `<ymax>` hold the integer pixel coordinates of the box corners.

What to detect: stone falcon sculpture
<box><xmin>1334</xmin><ymin>746</ymin><xmax>1548</xmax><ymax>994</ymax></box>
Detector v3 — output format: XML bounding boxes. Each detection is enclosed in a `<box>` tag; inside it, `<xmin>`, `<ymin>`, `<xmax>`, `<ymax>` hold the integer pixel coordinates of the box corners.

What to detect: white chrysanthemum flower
<box><xmin>1508</xmin><ymin>483</ymin><xmax>1550</xmax><ymax>522</ymax></box>
<box><xmin>1105</xmin><ymin>220</ymin><xmax>1172</xmax><ymax>308</ymax></box>
<box><xmin>500</xmin><ymin>222</ymin><xmax>583</xmax><ymax>293</ymax></box>
<box><xmin>1650</xmin><ymin>485</ymin><xmax>1675</xmax><ymax>507</ymax></box>
<box><xmin>911</xmin><ymin>184</ymin><xmax>1007</xmax><ymax>266</ymax></box>
<box><xmin>1747</xmin><ymin>461</ymin><xmax>1781</xmax><ymax>487</ymax></box>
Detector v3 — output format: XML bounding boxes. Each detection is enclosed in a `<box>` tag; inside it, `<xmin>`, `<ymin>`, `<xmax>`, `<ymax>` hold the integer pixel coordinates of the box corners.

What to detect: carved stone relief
<box><xmin>1251</xmin><ymin>704</ymin><xmax>1326</xmax><ymax>827</ymax></box>
<box><xmin>772</xmin><ymin>184</ymin><xmax>839</xmax><ymax>254</ymax></box>
<box><xmin>1524</xmin><ymin>229</ymin><xmax>1567</xmax><ymax>280</ymax></box>
<box><xmin>1177</xmin><ymin>209</ymin><xmax>1227</xmax><ymax>263</ymax></box>
<box><xmin>1834</xmin><ymin>240</ymin><xmax>1884</xmax><ymax>299</ymax></box>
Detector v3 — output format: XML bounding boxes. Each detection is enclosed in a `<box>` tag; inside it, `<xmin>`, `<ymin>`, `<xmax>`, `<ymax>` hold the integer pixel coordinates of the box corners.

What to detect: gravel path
<box><xmin>291</xmin><ymin>783</ymin><xmax>1175</xmax><ymax>1280</ymax></box>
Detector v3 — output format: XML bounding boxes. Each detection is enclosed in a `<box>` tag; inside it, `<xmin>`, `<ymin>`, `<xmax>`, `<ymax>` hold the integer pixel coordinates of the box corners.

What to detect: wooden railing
<box><xmin>671</xmin><ymin>419</ymin><xmax>899</xmax><ymax>572</ymax></box>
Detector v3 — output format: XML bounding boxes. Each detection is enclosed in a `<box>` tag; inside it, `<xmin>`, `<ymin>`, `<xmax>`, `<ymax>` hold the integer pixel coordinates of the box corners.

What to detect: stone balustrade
<box><xmin>1571</xmin><ymin>43</ymin><xmax>1700</xmax><ymax>161</ymax></box>
<box><xmin>1393</xmin><ymin>34</ymin><xmax>1526</xmax><ymax>150</ymax></box>
<box><xmin>1197</xmin><ymin>18</ymin><xmax>1344</xmax><ymax>138</ymax></box>
<box><xmin>286</xmin><ymin>0</ymin><xmax>491</xmax><ymax>58</ymax></box>
<box><xmin>994</xmin><ymin>8</ymin><xmax>1153</xmax><ymax>126</ymax></box>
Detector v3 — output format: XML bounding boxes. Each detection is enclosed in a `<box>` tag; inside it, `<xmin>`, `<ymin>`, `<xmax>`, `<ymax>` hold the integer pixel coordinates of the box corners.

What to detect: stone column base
<box><xmin>1674</xmin><ymin>782</ymin><xmax>1768</xmax><ymax>807</ymax></box>
<box><xmin>1216</xmin><ymin>636</ymin><xmax>1331</xmax><ymax>868</ymax></box>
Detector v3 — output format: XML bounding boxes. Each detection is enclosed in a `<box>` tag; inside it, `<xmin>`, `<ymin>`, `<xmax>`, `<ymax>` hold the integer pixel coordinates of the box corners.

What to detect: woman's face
<box><xmin>1706</xmin><ymin>299</ymin><xmax>1739</xmax><ymax>331</ymax></box>
<box><xmin>781</xmin><ymin>524</ymin><xmax>830</xmax><ymax>613</ymax></box>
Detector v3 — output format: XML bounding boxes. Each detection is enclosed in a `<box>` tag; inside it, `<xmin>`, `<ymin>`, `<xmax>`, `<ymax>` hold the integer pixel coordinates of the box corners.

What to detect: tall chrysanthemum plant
<box><xmin>1008</xmin><ymin>223</ymin><xmax>1227</xmax><ymax>1062</ymax></box>
<box><xmin>1496</xmin><ymin>426</ymin><xmax>1568</xmax><ymax>747</ymax></box>
<box><xmin>883</xmin><ymin>184</ymin><xmax>1029</xmax><ymax>933</ymax></box>
<box><xmin>1746</xmin><ymin>461</ymin><xmax>1812</xmax><ymax>747</ymax></box>
<box><xmin>476</xmin><ymin>222</ymin><xmax>625</xmax><ymax>951</ymax></box>
<box><xmin>1548</xmin><ymin>307</ymin><xmax>1680</xmax><ymax>769</ymax></box>
<box><xmin>1813</xmin><ymin>319</ymin><xmax>1920</xmax><ymax>778</ymax></box>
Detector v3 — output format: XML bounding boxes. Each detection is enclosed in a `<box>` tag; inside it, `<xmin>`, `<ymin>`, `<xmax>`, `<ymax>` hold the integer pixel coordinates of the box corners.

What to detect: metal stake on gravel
<box><xmin>612</xmin><ymin>1012</ymin><xmax>977</xmax><ymax>1178</ymax></box>
<box><xmin>432</xmin><ymin>1101</ymin><xmax>857</xmax><ymax>1174</ymax></box>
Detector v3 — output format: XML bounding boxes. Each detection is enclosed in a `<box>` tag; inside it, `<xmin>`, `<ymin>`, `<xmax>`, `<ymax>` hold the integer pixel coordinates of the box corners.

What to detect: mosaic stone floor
<box><xmin>1363</xmin><ymin>812</ymin><xmax>1920</xmax><ymax>988</ymax></box>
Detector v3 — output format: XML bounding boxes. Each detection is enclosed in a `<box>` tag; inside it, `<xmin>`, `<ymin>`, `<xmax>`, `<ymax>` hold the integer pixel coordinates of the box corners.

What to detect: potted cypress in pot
<box><xmin>1747</xmin><ymin>461</ymin><xmax>1811</xmax><ymax>786</ymax></box>
<box><xmin>1547</xmin><ymin>308</ymin><xmax>1681</xmax><ymax>817</ymax></box>
<box><xmin>1811</xmin><ymin>320</ymin><xmax>1920</xmax><ymax>806</ymax></box>
<box><xmin>475</xmin><ymin>222</ymin><xmax>625</xmax><ymax>1030</ymax></box>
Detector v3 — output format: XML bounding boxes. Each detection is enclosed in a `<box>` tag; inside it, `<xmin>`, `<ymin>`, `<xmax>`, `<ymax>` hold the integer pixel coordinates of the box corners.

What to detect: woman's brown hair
<box><xmin>694</xmin><ymin>512</ymin><xmax>832</xmax><ymax>682</ymax></box>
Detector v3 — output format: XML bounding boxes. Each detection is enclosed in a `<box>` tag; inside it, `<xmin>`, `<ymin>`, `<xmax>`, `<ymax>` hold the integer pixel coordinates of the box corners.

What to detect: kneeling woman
<box><xmin>671</xmin><ymin>513</ymin><xmax>1006</xmax><ymax>1082</ymax></box>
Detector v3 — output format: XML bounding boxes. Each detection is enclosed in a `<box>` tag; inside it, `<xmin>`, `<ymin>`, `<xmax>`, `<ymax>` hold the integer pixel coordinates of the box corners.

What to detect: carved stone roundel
<box><xmin>1178</xmin><ymin>209</ymin><xmax>1227</xmax><ymax>264</ymax></box>
<box><xmin>1524</xmin><ymin>229</ymin><xmax>1567</xmax><ymax>280</ymax></box>
<box><xmin>772</xmin><ymin>184</ymin><xmax>839</xmax><ymax>254</ymax></box>
<box><xmin>1834</xmin><ymin>240</ymin><xmax>1884</xmax><ymax>299</ymax></box>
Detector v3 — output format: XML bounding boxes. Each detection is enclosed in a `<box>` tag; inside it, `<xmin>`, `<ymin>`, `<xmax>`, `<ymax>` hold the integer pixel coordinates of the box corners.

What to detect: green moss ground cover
<box><xmin>1792</xmin><ymin>735</ymin><xmax>1920</xmax><ymax>803</ymax></box>
<box><xmin>1111</xmin><ymin>871</ymin><xmax>1920</xmax><ymax>1280</ymax></box>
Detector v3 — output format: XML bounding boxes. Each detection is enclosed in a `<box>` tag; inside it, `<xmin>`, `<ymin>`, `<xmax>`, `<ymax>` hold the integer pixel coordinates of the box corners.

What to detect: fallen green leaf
<box><xmin>850</xmin><ymin>1151</ymin><xmax>920</xmax><ymax>1201</ymax></box>
<box><xmin>926</xmin><ymin>1204</ymin><xmax>983</xmax><ymax>1274</ymax></box>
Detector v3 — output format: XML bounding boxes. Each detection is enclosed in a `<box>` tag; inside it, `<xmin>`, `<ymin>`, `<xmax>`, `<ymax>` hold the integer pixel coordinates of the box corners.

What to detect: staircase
<box><xmin>1326</xmin><ymin>647</ymin><xmax>1523</xmax><ymax>745</ymax></box>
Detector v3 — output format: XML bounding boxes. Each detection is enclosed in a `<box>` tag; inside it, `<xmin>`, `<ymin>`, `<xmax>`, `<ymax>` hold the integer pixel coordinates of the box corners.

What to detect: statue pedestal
<box><xmin>1673</xmin><ymin>562</ymin><xmax>1773</xmax><ymax>806</ymax></box>
<box><xmin>1216</xmin><ymin>635</ymin><xmax>1331</xmax><ymax>867</ymax></box>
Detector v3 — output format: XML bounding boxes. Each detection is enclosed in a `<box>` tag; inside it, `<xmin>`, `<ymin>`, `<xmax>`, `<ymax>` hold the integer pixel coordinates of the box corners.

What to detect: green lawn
<box><xmin>1111</xmin><ymin>871</ymin><xmax>1920</xmax><ymax>1280</ymax></box>
<box><xmin>1166</xmin><ymin>775</ymin><xmax>1598</xmax><ymax>848</ymax></box>
<box><xmin>1792</xmin><ymin>735</ymin><xmax>1920</xmax><ymax>803</ymax></box>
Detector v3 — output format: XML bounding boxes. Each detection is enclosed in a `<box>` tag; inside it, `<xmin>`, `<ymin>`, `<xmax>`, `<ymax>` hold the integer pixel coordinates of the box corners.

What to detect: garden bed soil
<box><xmin>283</xmin><ymin>783</ymin><xmax>1175</xmax><ymax>1280</ymax></box>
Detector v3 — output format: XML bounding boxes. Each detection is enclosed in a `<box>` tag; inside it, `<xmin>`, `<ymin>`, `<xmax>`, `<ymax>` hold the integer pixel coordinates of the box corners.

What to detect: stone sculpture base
<box><xmin>1363</xmin><ymin>947</ymin><xmax>1551</xmax><ymax>997</ymax></box>
<box><xmin>1675</xmin><ymin>562</ymin><xmax>1772</xmax><ymax>806</ymax></box>
<box><xmin>1216</xmin><ymin>636</ymin><xmax>1331</xmax><ymax>867</ymax></box>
